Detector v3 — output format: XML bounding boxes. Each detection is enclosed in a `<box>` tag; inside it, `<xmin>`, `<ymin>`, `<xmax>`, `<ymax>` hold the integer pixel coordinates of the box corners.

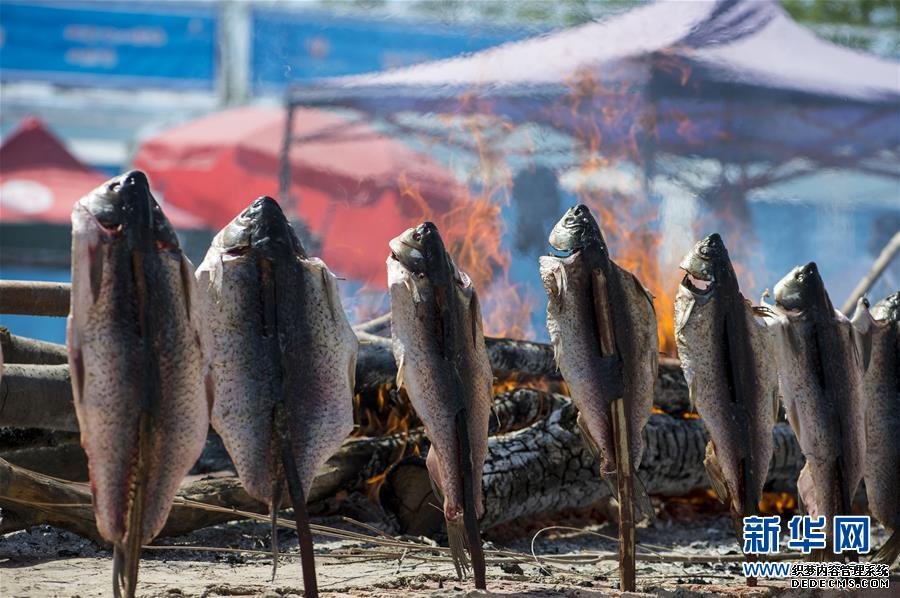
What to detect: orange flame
<box><xmin>396</xmin><ymin>119</ymin><xmax>534</xmax><ymax>340</ymax></box>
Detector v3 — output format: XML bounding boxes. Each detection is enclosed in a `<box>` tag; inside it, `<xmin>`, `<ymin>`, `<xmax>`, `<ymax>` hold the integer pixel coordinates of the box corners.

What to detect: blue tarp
<box><xmin>0</xmin><ymin>0</ymin><xmax>217</xmax><ymax>90</ymax></box>
<box><xmin>251</xmin><ymin>9</ymin><xmax>531</xmax><ymax>95</ymax></box>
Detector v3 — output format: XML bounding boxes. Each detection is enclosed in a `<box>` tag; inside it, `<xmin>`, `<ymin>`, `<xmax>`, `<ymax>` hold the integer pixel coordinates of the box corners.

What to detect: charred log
<box><xmin>1</xmin><ymin>397</ymin><xmax>804</xmax><ymax>541</ymax></box>
<box><xmin>0</xmin><ymin>281</ymin><xmax>71</xmax><ymax>317</ymax></box>
<box><xmin>382</xmin><ymin>398</ymin><xmax>803</xmax><ymax>534</ymax></box>
<box><xmin>0</xmin><ymin>364</ymin><xmax>78</xmax><ymax>432</ymax></box>
<box><xmin>0</xmin><ymin>327</ymin><xmax>68</xmax><ymax>365</ymax></box>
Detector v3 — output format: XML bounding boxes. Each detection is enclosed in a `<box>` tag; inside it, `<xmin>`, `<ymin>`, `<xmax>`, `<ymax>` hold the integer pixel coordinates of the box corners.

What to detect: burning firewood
<box><xmin>2</xmin><ymin>390</ymin><xmax>805</xmax><ymax>544</ymax></box>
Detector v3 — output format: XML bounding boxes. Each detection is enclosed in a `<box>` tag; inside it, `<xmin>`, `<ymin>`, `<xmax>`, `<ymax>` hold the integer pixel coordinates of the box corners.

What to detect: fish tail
<box><xmin>873</xmin><ymin>529</ymin><xmax>900</xmax><ymax>566</ymax></box>
<box><xmin>633</xmin><ymin>473</ymin><xmax>656</xmax><ymax>522</ymax></box>
<box><xmin>112</xmin><ymin>544</ymin><xmax>125</xmax><ymax>598</ymax></box>
<box><xmin>278</xmin><ymin>418</ymin><xmax>319</xmax><ymax>598</ymax></box>
<box><xmin>455</xmin><ymin>410</ymin><xmax>486</xmax><ymax>590</ymax></box>
<box><xmin>112</xmin><ymin>532</ymin><xmax>141</xmax><ymax>598</ymax></box>
<box><xmin>269</xmin><ymin>475</ymin><xmax>283</xmax><ymax>582</ymax></box>
<box><xmin>446</xmin><ymin>518</ymin><xmax>470</xmax><ymax>581</ymax></box>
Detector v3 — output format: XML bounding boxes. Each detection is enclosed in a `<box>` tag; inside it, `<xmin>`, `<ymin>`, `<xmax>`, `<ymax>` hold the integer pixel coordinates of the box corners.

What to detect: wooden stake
<box><xmin>612</xmin><ymin>398</ymin><xmax>636</xmax><ymax>592</ymax></box>
<box><xmin>591</xmin><ymin>268</ymin><xmax>636</xmax><ymax>593</ymax></box>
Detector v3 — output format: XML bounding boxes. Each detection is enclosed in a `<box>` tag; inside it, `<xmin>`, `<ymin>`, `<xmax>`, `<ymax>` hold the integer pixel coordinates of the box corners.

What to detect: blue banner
<box><xmin>0</xmin><ymin>1</ymin><xmax>217</xmax><ymax>90</ymax></box>
<box><xmin>252</xmin><ymin>9</ymin><xmax>530</xmax><ymax>94</ymax></box>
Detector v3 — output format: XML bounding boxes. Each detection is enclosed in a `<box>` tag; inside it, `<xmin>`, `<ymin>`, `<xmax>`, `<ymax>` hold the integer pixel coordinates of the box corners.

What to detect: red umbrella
<box><xmin>0</xmin><ymin>117</ymin><xmax>202</xmax><ymax>229</ymax></box>
<box><xmin>133</xmin><ymin>105</ymin><xmax>464</xmax><ymax>284</ymax></box>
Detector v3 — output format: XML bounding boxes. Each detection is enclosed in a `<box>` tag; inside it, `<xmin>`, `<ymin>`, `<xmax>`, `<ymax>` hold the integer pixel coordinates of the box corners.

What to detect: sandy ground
<box><xmin>1</xmin><ymin>509</ymin><xmax>895</xmax><ymax>597</ymax></box>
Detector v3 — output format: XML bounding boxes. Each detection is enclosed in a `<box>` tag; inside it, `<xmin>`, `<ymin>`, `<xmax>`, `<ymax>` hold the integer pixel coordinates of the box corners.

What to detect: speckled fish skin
<box><xmin>66</xmin><ymin>171</ymin><xmax>208</xmax><ymax>593</ymax></box>
<box><xmin>674</xmin><ymin>234</ymin><xmax>778</xmax><ymax>519</ymax></box>
<box><xmin>851</xmin><ymin>292</ymin><xmax>899</xmax><ymax>561</ymax></box>
<box><xmin>538</xmin><ymin>205</ymin><xmax>657</xmax><ymax>482</ymax></box>
<box><xmin>387</xmin><ymin>222</ymin><xmax>492</xmax><ymax>524</ymax></box>
<box><xmin>195</xmin><ymin>196</ymin><xmax>356</xmax><ymax>508</ymax></box>
<box><xmin>765</xmin><ymin>263</ymin><xmax>866</xmax><ymax>553</ymax></box>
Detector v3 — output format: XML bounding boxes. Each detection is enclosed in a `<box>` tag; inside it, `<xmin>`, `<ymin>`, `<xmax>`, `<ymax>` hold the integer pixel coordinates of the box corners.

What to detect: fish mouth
<box><xmin>680</xmin><ymin>272</ymin><xmax>715</xmax><ymax>296</ymax></box>
<box><xmin>773</xmin><ymin>262</ymin><xmax>818</xmax><ymax>312</ymax></box>
<box><xmin>388</xmin><ymin>237</ymin><xmax>426</xmax><ymax>273</ymax></box>
<box><xmin>547</xmin><ymin>245</ymin><xmax>579</xmax><ymax>259</ymax></box>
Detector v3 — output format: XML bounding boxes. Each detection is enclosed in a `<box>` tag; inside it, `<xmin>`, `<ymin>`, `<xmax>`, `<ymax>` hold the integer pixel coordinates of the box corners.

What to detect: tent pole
<box><xmin>279</xmin><ymin>101</ymin><xmax>296</xmax><ymax>210</ymax></box>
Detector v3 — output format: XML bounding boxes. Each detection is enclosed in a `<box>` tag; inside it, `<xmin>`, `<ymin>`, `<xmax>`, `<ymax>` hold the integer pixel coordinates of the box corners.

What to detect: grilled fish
<box><xmin>764</xmin><ymin>263</ymin><xmax>866</xmax><ymax>558</ymax></box>
<box><xmin>196</xmin><ymin>197</ymin><xmax>356</xmax><ymax>597</ymax></box>
<box><xmin>852</xmin><ymin>292</ymin><xmax>899</xmax><ymax>565</ymax></box>
<box><xmin>538</xmin><ymin>204</ymin><xmax>656</xmax><ymax>516</ymax></box>
<box><xmin>674</xmin><ymin>234</ymin><xmax>778</xmax><ymax>540</ymax></box>
<box><xmin>387</xmin><ymin>222</ymin><xmax>492</xmax><ymax>589</ymax></box>
<box><xmin>67</xmin><ymin>170</ymin><xmax>208</xmax><ymax>598</ymax></box>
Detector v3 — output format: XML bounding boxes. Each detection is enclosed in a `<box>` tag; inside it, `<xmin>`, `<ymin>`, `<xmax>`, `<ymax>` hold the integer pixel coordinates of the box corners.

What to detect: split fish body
<box><xmin>674</xmin><ymin>234</ymin><xmax>778</xmax><ymax>523</ymax></box>
<box><xmin>196</xmin><ymin>196</ymin><xmax>356</xmax><ymax>511</ymax></box>
<box><xmin>67</xmin><ymin>170</ymin><xmax>208</xmax><ymax>597</ymax></box>
<box><xmin>765</xmin><ymin>263</ymin><xmax>866</xmax><ymax>556</ymax></box>
<box><xmin>852</xmin><ymin>292</ymin><xmax>900</xmax><ymax>564</ymax></box>
<box><xmin>539</xmin><ymin>205</ymin><xmax>657</xmax><ymax>511</ymax></box>
<box><xmin>387</xmin><ymin>222</ymin><xmax>492</xmax><ymax>585</ymax></box>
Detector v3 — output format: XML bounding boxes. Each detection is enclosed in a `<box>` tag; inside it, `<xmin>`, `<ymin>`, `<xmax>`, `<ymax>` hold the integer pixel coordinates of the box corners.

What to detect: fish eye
<box><xmin>412</xmin><ymin>232</ymin><xmax>421</xmax><ymax>241</ymax></box>
<box><xmin>109</xmin><ymin>181</ymin><xmax>121</xmax><ymax>192</ymax></box>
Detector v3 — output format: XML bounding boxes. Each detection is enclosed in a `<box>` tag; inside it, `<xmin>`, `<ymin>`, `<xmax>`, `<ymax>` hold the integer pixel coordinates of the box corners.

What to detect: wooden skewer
<box><xmin>591</xmin><ymin>268</ymin><xmax>636</xmax><ymax>593</ymax></box>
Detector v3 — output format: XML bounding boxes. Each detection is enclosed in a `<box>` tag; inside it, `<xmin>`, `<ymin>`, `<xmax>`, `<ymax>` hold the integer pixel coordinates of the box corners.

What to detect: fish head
<box><xmin>548</xmin><ymin>204</ymin><xmax>606</xmax><ymax>257</ymax></box>
<box><xmin>774</xmin><ymin>262</ymin><xmax>830</xmax><ymax>314</ymax></box>
<box><xmin>81</xmin><ymin>170</ymin><xmax>179</xmax><ymax>251</ymax></box>
<box><xmin>389</xmin><ymin>221</ymin><xmax>452</xmax><ymax>278</ymax></box>
<box><xmin>220</xmin><ymin>196</ymin><xmax>306</xmax><ymax>259</ymax></box>
<box><xmin>871</xmin><ymin>291</ymin><xmax>900</xmax><ymax>323</ymax></box>
<box><xmin>678</xmin><ymin>233</ymin><xmax>734</xmax><ymax>299</ymax></box>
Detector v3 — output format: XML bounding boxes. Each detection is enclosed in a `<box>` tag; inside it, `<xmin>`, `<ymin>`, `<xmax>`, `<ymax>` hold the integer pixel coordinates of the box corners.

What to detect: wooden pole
<box><xmin>842</xmin><ymin>230</ymin><xmax>900</xmax><ymax>316</ymax></box>
<box><xmin>612</xmin><ymin>398</ymin><xmax>636</xmax><ymax>592</ymax></box>
<box><xmin>591</xmin><ymin>268</ymin><xmax>636</xmax><ymax>593</ymax></box>
<box><xmin>0</xmin><ymin>364</ymin><xmax>78</xmax><ymax>432</ymax></box>
<box><xmin>0</xmin><ymin>327</ymin><xmax>68</xmax><ymax>364</ymax></box>
<box><xmin>0</xmin><ymin>281</ymin><xmax>71</xmax><ymax>317</ymax></box>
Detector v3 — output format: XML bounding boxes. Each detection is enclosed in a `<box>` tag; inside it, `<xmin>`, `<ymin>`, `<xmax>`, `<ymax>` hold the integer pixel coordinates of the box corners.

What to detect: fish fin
<box><xmin>576</xmin><ymin>412</ymin><xmax>601</xmax><ymax>462</ymax></box>
<box><xmin>112</xmin><ymin>545</ymin><xmax>124</xmax><ymax>598</ymax></box>
<box><xmin>601</xmin><ymin>471</ymin><xmax>619</xmax><ymax>501</ymax></box>
<box><xmin>426</xmin><ymin>473</ymin><xmax>470</xmax><ymax>580</ymax></box>
<box><xmin>873</xmin><ymin>529</ymin><xmax>900</xmax><ymax>566</ymax></box>
<box><xmin>179</xmin><ymin>255</ymin><xmax>195</xmax><ymax>319</ymax></box>
<box><xmin>446</xmin><ymin>519</ymin><xmax>471</xmax><ymax>581</ymax></box>
<box><xmin>66</xmin><ymin>320</ymin><xmax>85</xmax><ymax>406</ymax></box>
<box><xmin>703</xmin><ymin>442</ymin><xmax>729</xmax><ymax>505</ymax></box>
<box><xmin>396</xmin><ymin>353</ymin><xmax>405</xmax><ymax>390</ymax></box>
<box><xmin>551</xmin><ymin>336</ymin><xmax>563</xmax><ymax>373</ymax></box>
<box><xmin>628</xmin><ymin>269</ymin><xmax>656</xmax><ymax>309</ymax></box>
<box><xmin>796</xmin><ymin>463</ymin><xmax>818</xmax><ymax>517</ymax></box>
<box><xmin>547</xmin><ymin>262</ymin><xmax>567</xmax><ymax>311</ymax></box>
<box><xmin>633</xmin><ymin>473</ymin><xmax>656</xmax><ymax>522</ymax></box>
<box><xmin>320</xmin><ymin>266</ymin><xmax>340</xmax><ymax>324</ymax></box>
